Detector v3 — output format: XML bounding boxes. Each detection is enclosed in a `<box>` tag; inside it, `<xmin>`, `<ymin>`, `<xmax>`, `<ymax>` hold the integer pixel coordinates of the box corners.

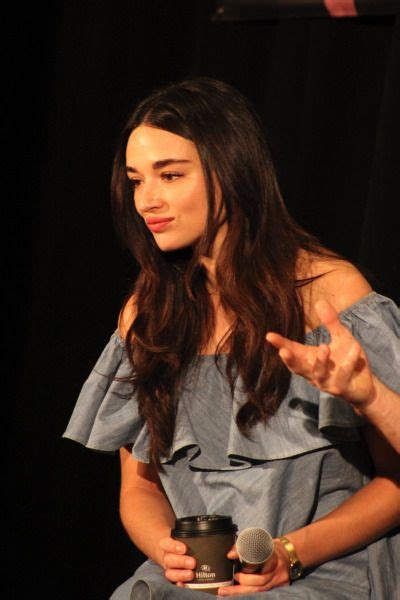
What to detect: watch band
<box><xmin>278</xmin><ymin>536</ymin><xmax>303</xmax><ymax>581</ymax></box>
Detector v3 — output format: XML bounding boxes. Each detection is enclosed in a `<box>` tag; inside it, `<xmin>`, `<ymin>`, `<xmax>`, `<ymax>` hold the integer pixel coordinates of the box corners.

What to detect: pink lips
<box><xmin>145</xmin><ymin>217</ymin><xmax>174</xmax><ymax>233</ymax></box>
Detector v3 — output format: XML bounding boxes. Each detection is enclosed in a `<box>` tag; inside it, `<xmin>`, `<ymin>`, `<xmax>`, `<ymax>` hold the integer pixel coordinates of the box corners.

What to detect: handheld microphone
<box><xmin>236</xmin><ymin>527</ymin><xmax>275</xmax><ymax>573</ymax></box>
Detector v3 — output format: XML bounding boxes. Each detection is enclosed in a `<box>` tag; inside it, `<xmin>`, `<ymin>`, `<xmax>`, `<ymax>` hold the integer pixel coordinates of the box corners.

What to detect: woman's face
<box><xmin>126</xmin><ymin>125</ymin><xmax>214</xmax><ymax>253</ymax></box>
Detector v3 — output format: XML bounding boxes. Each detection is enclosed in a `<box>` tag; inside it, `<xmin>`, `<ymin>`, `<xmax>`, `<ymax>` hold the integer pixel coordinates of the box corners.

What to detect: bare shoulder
<box><xmin>118</xmin><ymin>294</ymin><xmax>137</xmax><ymax>339</ymax></box>
<box><xmin>297</xmin><ymin>251</ymin><xmax>372</xmax><ymax>332</ymax></box>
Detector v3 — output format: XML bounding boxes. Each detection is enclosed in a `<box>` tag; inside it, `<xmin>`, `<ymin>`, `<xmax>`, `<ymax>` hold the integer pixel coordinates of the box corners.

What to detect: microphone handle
<box><xmin>240</xmin><ymin>560</ymin><xmax>266</xmax><ymax>574</ymax></box>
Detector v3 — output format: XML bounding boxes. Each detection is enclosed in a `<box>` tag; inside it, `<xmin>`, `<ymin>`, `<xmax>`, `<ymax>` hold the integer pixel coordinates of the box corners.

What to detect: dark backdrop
<box><xmin>7</xmin><ymin>1</ymin><xmax>399</xmax><ymax>598</ymax></box>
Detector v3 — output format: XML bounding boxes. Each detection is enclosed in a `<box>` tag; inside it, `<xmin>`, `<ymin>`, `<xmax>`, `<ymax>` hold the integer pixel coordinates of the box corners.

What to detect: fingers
<box><xmin>159</xmin><ymin>537</ymin><xmax>187</xmax><ymax>555</ymax></box>
<box><xmin>331</xmin><ymin>342</ymin><xmax>366</xmax><ymax>395</ymax></box>
<box><xmin>227</xmin><ymin>546</ymin><xmax>238</xmax><ymax>560</ymax></box>
<box><xmin>312</xmin><ymin>340</ymin><xmax>363</xmax><ymax>391</ymax></box>
<box><xmin>218</xmin><ymin>583</ymin><xmax>271</xmax><ymax>595</ymax></box>
<box><xmin>163</xmin><ymin>552</ymin><xmax>195</xmax><ymax>583</ymax></box>
<box><xmin>218</xmin><ymin>549</ymin><xmax>286</xmax><ymax>596</ymax></box>
<box><xmin>234</xmin><ymin>572</ymin><xmax>274</xmax><ymax>587</ymax></box>
<box><xmin>266</xmin><ymin>333</ymin><xmax>307</xmax><ymax>372</ymax></box>
<box><xmin>267</xmin><ymin>302</ymin><xmax>374</xmax><ymax>403</ymax></box>
<box><xmin>269</xmin><ymin>300</ymin><xmax>353</xmax><ymax>351</ymax></box>
<box><xmin>266</xmin><ymin>332</ymin><xmax>296</xmax><ymax>352</ymax></box>
<box><xmin>268</xmin><ymin>332</ymin><xmax>335</xmax><ymax>386</ymax></box>
<box><xmin>278</xmin><ymin>347</ymin><xmax>294</xmax><ymax>367</ymax></box>
<box><xmin>218</xmin><ymin>571</ymin><xmax>281</xmax><ymax>596</ymax></box>
<box><xmin>312</xmin><ymin>344</ymin><xmax>331</xmax><ymax>381</ymax></box>
<box><xmin>307</xmin><ymin>341</ymin><xmax>358</xmax><ymax>390</ymax></box>
<box><xmin>314</xmin><ymin>299</ymin><xmax>340</xmax><ymax>330</ymax></box>
<box><xmin>163</xmin><ymin>553</ymin><xmax>195</xmax><ymax>570</ymax></box>
<box><xmin>342</xmin><ymin>340</ymin><xmax>362</xmax><ymax>369</ymax></box>
<box><xmin>160</xmin><ymin>537</ymin><xmax>195</xmax><ymax>583</ymax></box>
<box><xmin>164</xmin><ymin>566</ymin><xmax>194</xmax><ymax>583</ymax></box>
<box><xmin>314</xmin><ymin>299</ymin><xmax>352</xmax><ymax>341</ymax></box>
<box><xmin>218</xmin><ymin>578</ymin><xmax>272</xmax><ymax>596</ymax></box>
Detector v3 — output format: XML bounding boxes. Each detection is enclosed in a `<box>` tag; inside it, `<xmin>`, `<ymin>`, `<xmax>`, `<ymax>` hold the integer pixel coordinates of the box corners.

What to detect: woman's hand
<box><xmin>159</xmin><ymin>537</ymin><xmax>196</xmax><ymax>585</ymax></box>
<box><xmin>217</xmin><ymin>540</ymin><xmax>290</xmax><ymax>596</ymax></box>
<box><xmin>266</xmin><ymin>299</ymin><xmax>375</xmax><ymax>411</ymax></box>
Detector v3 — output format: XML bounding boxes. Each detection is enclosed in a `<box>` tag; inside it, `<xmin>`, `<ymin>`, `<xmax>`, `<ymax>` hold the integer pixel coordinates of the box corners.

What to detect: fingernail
<box><xmin>175</xmin><ymin>545</ymin><xmax>183</xmax><ymax>552</ymax></box>
<box><xmin>185</xmin><ymin>558</ymin><xmax>195</xmax><ymax>568</ymax></box>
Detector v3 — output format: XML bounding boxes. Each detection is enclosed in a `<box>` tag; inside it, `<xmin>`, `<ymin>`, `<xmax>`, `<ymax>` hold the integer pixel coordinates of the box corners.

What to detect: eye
<box><xmin>128</xmin><ymin>178</ymin><xmax>142</xmax><ymax>190</ymax></box>
<box><xmin>161</xmin><ymin>172</ymin><xmax>182</xmax><ymax>182</ymax></box>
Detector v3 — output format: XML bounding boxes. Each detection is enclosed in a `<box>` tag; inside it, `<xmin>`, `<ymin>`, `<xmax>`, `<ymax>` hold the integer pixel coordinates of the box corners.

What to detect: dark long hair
<box><xmin>111</xmin><ymin>77</ymin><xmax>335</xmax><ymax>467</ymax></box>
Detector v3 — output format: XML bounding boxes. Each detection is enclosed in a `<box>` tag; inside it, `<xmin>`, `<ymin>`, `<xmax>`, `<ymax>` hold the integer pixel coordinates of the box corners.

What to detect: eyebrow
<box><xmin>126</xmin><ymin>158</ymin><xmax>192</xmax><ymax>174</ymax></box>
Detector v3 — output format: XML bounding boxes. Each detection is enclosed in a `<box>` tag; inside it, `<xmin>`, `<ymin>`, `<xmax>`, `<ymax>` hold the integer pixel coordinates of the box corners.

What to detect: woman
<box><xmin>64</xmin><ymin>78</ymin><xmax>400</xmax><ymax>599</ymax></box>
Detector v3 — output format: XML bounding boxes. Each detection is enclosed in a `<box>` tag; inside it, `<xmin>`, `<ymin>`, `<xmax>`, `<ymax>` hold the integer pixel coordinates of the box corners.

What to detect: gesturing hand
<box><xmin>266</xmin><ymin>299</ymin><xmax>375</xmax><ymax>409</ymax></box>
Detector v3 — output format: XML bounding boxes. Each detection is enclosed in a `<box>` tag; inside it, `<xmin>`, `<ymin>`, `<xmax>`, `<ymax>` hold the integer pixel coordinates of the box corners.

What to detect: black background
<box><xmin>6</xmin><ymin>1</ymin><xmax>400</xmax><ymax>598</ymax></box>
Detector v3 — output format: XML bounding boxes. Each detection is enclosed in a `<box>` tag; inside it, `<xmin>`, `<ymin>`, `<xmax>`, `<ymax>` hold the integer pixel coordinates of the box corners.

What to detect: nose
<box><xmin>134</xmin><ymin>180</ymin><xmax>164</xmax><ymax>215</ymax></box>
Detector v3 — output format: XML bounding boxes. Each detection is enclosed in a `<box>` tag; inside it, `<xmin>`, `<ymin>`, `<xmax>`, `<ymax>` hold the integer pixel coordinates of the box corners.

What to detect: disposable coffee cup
<box><xmin>171</xmin><ymin>514</ymin><xmax>237</xmax><ymax>595</ymax></box>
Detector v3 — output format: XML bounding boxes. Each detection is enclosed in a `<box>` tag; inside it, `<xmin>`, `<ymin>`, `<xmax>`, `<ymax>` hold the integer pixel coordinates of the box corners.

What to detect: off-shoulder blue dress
<box><xmin>63</xmin><ymin>292</ymin><xmax>400</xmax><ymax>599</ymax></box>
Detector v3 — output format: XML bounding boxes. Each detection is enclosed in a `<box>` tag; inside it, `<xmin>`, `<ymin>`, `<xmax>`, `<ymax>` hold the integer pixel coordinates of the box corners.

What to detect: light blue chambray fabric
<box><xmin>63</xmin><ymin>292</ymin><xmax>400</xmax><ymax>599</ymax></box>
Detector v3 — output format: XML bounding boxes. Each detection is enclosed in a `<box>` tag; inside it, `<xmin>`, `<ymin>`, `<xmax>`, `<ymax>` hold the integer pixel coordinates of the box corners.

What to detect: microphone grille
<box><xmin>236</xmin><ymin>527</ymin><xmax>274</xmax><ymax>564</ymax></box>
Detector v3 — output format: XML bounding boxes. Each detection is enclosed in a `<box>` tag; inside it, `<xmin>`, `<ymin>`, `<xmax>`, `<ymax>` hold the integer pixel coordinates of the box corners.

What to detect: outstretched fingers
<box><xmin>267</xmin><ymin>333</ymin><xmax>303</xmax><ymax>367</ymax></box>
<box><xmin>311</xmin><ymin>344</ymin><xmax>331</xmax><ymax>382</ymax></box>
<box><xmin>267</xmin><ymin>332</ymin><xmax>316</xmax><ymax>379</ymax></box>
<box><xmin>314</xmin><ymin>299</ymin><xmax>352</xmax><ymax>342</ymax></box>
<box><xmin>266</xmin><ymin>301</ymin><xmax>374</xmax><ymax>402</ymax></box>
<box><xmin>330</xmin><ymin>341</ymin><xmax>363</xmax><ymax>392</ymax></box>
<box><xmin>266</xmin><ymin>332</ymin><xmax>294</xmax><ymax>351</ymax></box>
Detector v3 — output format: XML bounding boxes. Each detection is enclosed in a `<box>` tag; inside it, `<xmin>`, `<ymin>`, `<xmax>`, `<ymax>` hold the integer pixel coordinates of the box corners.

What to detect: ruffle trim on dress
<box><xmin>169</xmin><ymin>376</ymin><xmax>365</xmax><ymax>471</ymax></box>
<box><xmin>63</xmin><ymin>293</ymin><xmax>399</xmax><ymax>469</ymax></box>
<box><xmin>62</xmin><ymin>332</ymin><xmax>148</xmax><ymax>455</ymax></box>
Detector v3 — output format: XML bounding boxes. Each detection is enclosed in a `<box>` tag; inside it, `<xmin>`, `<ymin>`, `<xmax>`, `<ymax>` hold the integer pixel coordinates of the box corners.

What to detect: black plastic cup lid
<box><xmin>172</xmin><ymin>514</ymin><xmax>238</xmax><ymax>537</ymax></box>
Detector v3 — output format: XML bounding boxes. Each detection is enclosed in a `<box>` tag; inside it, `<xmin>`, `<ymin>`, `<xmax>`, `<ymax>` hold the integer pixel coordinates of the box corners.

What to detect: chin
<box><xmin>154</xmin><ymin>237</ymin><xmax>196</xmax><ymax>253</ymax></box>
<box><xmin>158</xmin><ymin>244</ymin><xmax>190</xmax><ymax>253</ymax></box>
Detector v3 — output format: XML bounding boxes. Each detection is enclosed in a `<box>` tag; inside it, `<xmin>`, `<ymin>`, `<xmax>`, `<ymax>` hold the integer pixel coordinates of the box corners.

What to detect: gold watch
<box><xmin>278</xmin><ymin>536</ymin><xmax>303</xmax><ymax>581</ymax></box>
